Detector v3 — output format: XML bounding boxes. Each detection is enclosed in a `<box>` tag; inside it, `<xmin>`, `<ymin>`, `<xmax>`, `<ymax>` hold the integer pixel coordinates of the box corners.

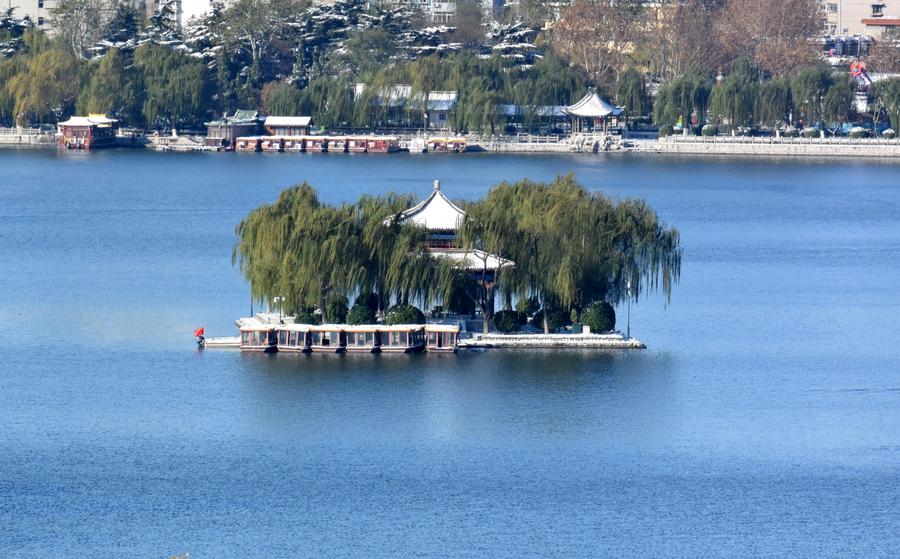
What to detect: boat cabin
<box><xmin>58</xmin><ymin>115</ymin><xmax>119</xmax><ymax>150</ymax></box>
<box><xmin>327</xmin><ymin>137</ymin><xmax>347</xmax><ymax>152</ymax></box>
<box><xmin>379</xmin><ymin>325</ymin><xmax>426</xmax><ymax>353</ymax></box>
<box><xmin>283</xmin><ymin>137</ymin><xmax>304</xmax><ymax>151</ymax></box>
<box><xmin>234</xmin><ymin>136</ymin><xmax>261</xmax><ymax>151</ymax></box>
<box><xmin>264</xmin><ymin>116</ymin><xmax>312</xmax><ymax>136</ymax></box>
<box><xmin>428</xmin><ymin>138</ymin><xmax>467</xmax><ymax>152</ymax></box>
<box><xmin>425</xmin><ymin>324</ymin><xmax>460</xmax><ymax>352</ymax></box>
<box><xmin>347</xmin><ymin>137</ymin><xmax>368</xmax><ymax>153</ymax></box>
<box><xmin>260</xmin><ymin>137</ymin><xmax>284</xmax><ymax>152</ymax></box>
<box><xmin>367</xmin><ymin>137</ymin><xmax>400</xmax><ymax>153</ymax></box>
<box><xmin>276</xmin><ymin>324</ymin><xmax>311</xmax><ymax>352</ymax></box>
<box><xmin>305</xmin><ymin>136</ymin><xmax>328</xmax><ymax>152</ymax></box>
<box><xmin>240</xmin><ymin>324</ymin><xmax>277</xmax><ymax>352</ymax></box>
<box><xmin>310</xmin><ymin>325</ymin><xmax>346</xmax><ymax>352</ymax></box>
<box><xmin>344</xmin><ymin>325</ymin><xmax>381</xmax><ymax>353</ymax></box>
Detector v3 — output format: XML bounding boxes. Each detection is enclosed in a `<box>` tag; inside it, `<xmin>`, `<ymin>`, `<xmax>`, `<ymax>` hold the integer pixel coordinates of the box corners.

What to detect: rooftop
<box><xmin>393</xmin><ymin>180</ymin><xmax>466</xmax><ymax>231</ymax></box>
<box><xmin>563</xmin><ymin>91</ymin><xmax>624</xmax><ymax>118</ymax></box>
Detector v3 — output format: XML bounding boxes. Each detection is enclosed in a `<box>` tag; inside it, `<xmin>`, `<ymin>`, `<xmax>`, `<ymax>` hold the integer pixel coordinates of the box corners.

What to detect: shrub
<box><xmin>849</xmin><ymin>127</ymin><xmax>869</xmax><ymax>139</ymax></box>
<box><xmin>701</xmin><ymin>124</ymin><xmax>717</xmax><ymax>136</ymax></box>
<box><xmin>325</xmin><ymin>296</ymin><xmax>348</xmax><ymax>323</ymax></box>
<box><xmin>493</xmin><ymin>310</ymin><xmax>524</xmax><ymax>333</ymax></box>
<box><xmin>883</xmin><ymin>128</ymin><xmax>896</xmax><ymax>139</ymax></box>
<box><xmin>385</xmin><ymin>304</ymin><xmax>425</xmax><ymax>325</ymax></box>
<box><xmin>658</xmin><ymin>125</ymin><xmax>674</xmax><ymax>137</ymax></box>
<box><xmin>532</xmin><ymin>308</ymin><xmax>571</xmax><ymax>331</ymax></box>
<box><xmin>803</xmin><ymin>128</ymin><xmax>819</xmax><ymax>138</ymax></box>
<box><xmin>294</xmin><ymin>308</ymin><xmax>318</xmax><ymax>325</ymax></box>
<box><xmin>783</xmin><ymin>127</ymin><xmax>799</xmax><ymax>138</ymax></box>
<box><xmin>346</xmin><ymin>302</ymin><xmax>376</xmax><ymax>325</ymax></box>
<box><xmin>581</xmin><ymin>301</ymin><xmax>616</xmax><ymax>333</ymax></box>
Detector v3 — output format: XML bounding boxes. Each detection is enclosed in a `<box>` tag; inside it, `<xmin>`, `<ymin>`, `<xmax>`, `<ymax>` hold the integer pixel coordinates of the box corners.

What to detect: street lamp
<box><xmin>273</xmin><ymin>296</ymin><xmax>284</xmax><ymax>324</ymax></box>
<box><xmin>626</xmin><ymin>277</ymin><xmax>632</xmax><ymax>340</ymax></box>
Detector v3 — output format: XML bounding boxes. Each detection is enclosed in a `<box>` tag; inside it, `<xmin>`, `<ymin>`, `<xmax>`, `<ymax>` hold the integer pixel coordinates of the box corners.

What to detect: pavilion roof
<box><xmin>431</xmin><ymin>248</ymin><xmax>514</xmax><ymax>272</ymax></box>
<box><xmin>563</xmin><ymin>91</ymin><xmax>623</xmax><ymax>118</ymax></box>
<box><xmin>393</xmin><ymin>180</ymin><xmax>466</xmax><ymax>231</ymax></box>
<box><xmin>58</xmin><ymin>115</ymin><xmax>118</xmax><ymax>127</ymax></box>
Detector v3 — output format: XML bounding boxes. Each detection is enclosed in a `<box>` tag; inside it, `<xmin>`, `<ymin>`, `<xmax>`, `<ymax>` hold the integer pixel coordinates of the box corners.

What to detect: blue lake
<box><xmin>1</xmin><ymin>149</ymin><xmax>899</xmax><ymax>557</ymax></box>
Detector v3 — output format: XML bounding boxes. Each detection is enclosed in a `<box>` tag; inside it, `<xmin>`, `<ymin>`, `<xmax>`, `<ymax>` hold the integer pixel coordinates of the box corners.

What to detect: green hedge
<box><xmin>701</xmin><ymin>124</ymin><xmax>717</xmax><ymax>137</ymax></box>
<box><xmin>802</xmin><ymin>128</ymin><xmax>819</xmax><ymax>138</ymax></box>
<box><xmin>294</xmin><ymin>309</ymin><xmax>319</xmax><ymax>325</ymax></box>
<box><xmin>346</xmin><ymin>302</ymin><xmax>376</xmax><ymax>325</ymax></box>
<box><xmin>493</xmin><ymin>310</ymin><xmax>524</xmax><ymax>333</ymax></box>
<box><xmin>580</xmin><ymin>301</ymin><xmax>616</xmax><ymax>333</ymax></box>
<box><xmin>385</xmin><ymin>304</ymin><xmax>425</xmax><ymax>325</ymax></box>
<box><xmin>532</xmin><ymin>308</ymin><xmax>571</xmax><ymax>331</ymax></box>
<box><xmin>658</xmin><ymin>125</ymin><xmax>675</xmax><ymax>137</ymax></box>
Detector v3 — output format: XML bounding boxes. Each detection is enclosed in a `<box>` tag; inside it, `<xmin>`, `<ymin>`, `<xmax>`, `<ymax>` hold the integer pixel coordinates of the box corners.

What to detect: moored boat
<box><xmin>425</xmin><ymin>323</ymin><xmax>461</xmax><ymax>353</ymax></box>
<box><xmin>378</xmin><ymin>324</ymin><xmax>426</xmax><ymax>353</ymax></box>
<box><xmin>276</xmin><ymin>324</ymin><xmax>311</xmax><ymax>352</ymax></box>
<box><xmin>310</xmin><ymin>324</ymin><xmax>346</xmax><ymax>352</ymax></box>
<box><xmin>239</xmin><ymin>322</ymin><xmax>277</xmax><ymax>352</ymax></box>
<box><xmin>344</xmin><ymin>325</ymin><xmax>381</xmax><ymax>353</ymax></box>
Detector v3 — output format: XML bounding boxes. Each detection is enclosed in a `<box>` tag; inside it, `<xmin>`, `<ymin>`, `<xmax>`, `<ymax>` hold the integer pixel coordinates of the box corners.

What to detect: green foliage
<box><xmin>615</xmin><ymin>67</ymin><xmax>648</xmax><ymax>117</ymax></box>
<box><xmin>133</xmin><ymin>43</ymin><xmax>212</xmax><ymax>128</ymax></box>
<box><xmin>653</xmin><ymin>74</ymin><xmax>712</xmax><ymax>126</ymax></box>
<box><xmin>849</xmin><ymin>128</ymin><xmax>869</xmax><ymax>139</ymax></box>
<box><xmin>701</xmin><ymin>124</ymin><xmax>717</xmax><ymax>136</ymax></box>
<box><xmin>78</xmin><ymin>49</ymin><xmax>138</xmax><ymax>120</ymax></box>
<box><xmin>326</xmin><ymin>295</ymin><xmax>349</xmax><ymax>324</ymax></box>
<box><xmin>581</xmin><ymin>301</ymin><xmax>616</xmax><ymax>333</ymax></box>
<box><xmin>346</xmin><ymin>301</ymin><xmax>377</xmax><ymax>325</ymax></box>
<box><xmin>755</xmin><ymin>78</ymin><xmax>791</xmax><ymax>127</ymax></box>
<box><xmin>658</xmin><ymin>125</ymin><xmax>674</xmax><ymax>137</ymax></box>
<box><xmin>822</xmin><ymin>79</ymin><xmax>855</xmax><ymax>124</ymax></box>
<box><xmin>708</xmin><ymin>59</ymin><xmax>758</xmax><ymax>129</ymax></box>
<box><xmin>532</xmin><ymin>308</ymin><xmax>571</xmax><ymax>332</ymax></box>
<box><xmin>385</xmin><ymin>304</ymin><xmax>425</xmax><ymax>325</ymax></box>
<box><xmin>790</xmin><ymin>65</ymin><xmax>833</xmax><ymax>125</ymax></box>
<box><xmin>261</xmin><ymin>81</ymin><xmax>304</xmax><ymax>115</ymax></box>
<box><xmin>883</xmin><ymin>128</ymin><xmax>896</xmax><ymax>139</ymax></box>
<box><xmin>802</xmin><ymin>127</ymin><xmax>819</xmax><ymax>138</ymax></box>
<box><xmin>293</xmin><ymin>308</ymin><xmax>318</xmax><ymax>324</ymax></box>
<box><xmin>493</xmin><ymin>310</ymin><xmax>524</xmax><ymax>333</ymax></box>
<box><xmin>872</xmin><ymin>78</ymin><xmax>900</xmax><ymax>130</ymax></box>
<box><xmin>5</xmin><ymin>48</ymin><xmax>82</xmax><ymax>125</ymax></box>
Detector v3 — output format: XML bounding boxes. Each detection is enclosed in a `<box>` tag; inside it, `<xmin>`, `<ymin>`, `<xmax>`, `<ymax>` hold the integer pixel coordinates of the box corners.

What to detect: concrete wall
<box><xmin>632</xmin><ymin>137</ymin><xmax>900</xmax><ymax>158</ymax></box>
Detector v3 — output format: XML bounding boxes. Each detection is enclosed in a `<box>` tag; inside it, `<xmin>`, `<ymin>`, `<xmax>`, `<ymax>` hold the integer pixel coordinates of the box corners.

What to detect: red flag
<box><xmin>194</xmin><ymin>326</ymin><xmax>205</xmax><ymax>337</ymax></box>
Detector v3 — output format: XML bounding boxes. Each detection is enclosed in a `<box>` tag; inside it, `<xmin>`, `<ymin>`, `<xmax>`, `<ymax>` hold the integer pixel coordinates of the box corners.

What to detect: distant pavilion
<box><xmin>563</xmin><ymin>91</ymin><xmax>624</xmax><ymax>133</ymax></box>
<box><xmin>393</xmin><ymin>180</ymin><xmax>512</xmax><ymax>282</ymax></box>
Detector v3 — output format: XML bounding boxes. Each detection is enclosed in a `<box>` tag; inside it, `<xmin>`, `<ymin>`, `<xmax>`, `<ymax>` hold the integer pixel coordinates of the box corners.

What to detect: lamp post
<box><xmin>626</xmin><ymin>278</ymin><xmax>632</xmax><ymax>340</ymax></box>
<box><xmin>273</xmin><ymin>296</ymin><xmax>284</xmax><ymax>324</ymax></box>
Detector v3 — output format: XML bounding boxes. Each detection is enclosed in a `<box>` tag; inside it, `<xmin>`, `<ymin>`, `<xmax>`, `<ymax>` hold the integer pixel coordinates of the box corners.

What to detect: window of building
<box><xmin>38</xmin><ymin>17</ymin><xmax>44</xmax><ymax>25</ymax></box>
<box><xmin>872</xmin><ymin>2</ymin><xmax>885</xmax><ymax>16</ymax></box>
<box><xmin>826</xmin><ymin>2</ymin><xmax>837</xmax><ymax>13</ymax></box>
<box><xmin>38</xmin><ymin>0</ymin><xmax>44</xmax><ymax>7</ymax></box>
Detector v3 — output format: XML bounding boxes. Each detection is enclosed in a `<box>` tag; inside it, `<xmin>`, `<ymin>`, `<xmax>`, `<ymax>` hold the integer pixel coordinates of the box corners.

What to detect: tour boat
<box><xmin>234</xmin><ymin>136</ymin><xmax>261</xmax><ymax>152</ymax></box>
<box><xmin>309</xmin><ymin>325</ymin><xmax>346</xmax><ymax>352</ymax></box>
<box><xmin>304</xmin><ymin>137</ymin><xmax>328</xmax><ymax>152</ymax></box>
<box><xmin>346</xmin><ymin>138</ymin><xmax>368</xmax><ymax>153</ymax></box>
<box><xmin>366</xmin><ymin>137</ymin><xmax>400</xmax><ymax>153</ymax></box>
<box><xmin>378</xmin><ymin>325</ymin><xmax>426</xmax><ymax>353</ymax></box>
<box><xmin>327</xmin><ymin>137</ymin><xmax>347</xmax><ymax>153</ymax></box>
<box><xmin>344</xmin><ymin>325</ymin><xmax>381</xmax><ymax>353</ymax></box>
<box><xmin>425</xmin><ymin>323</ymin><xmax>461</xmax><ymax>353</ymax></box>
<box><xmin>239</xmin><ymin>322</ymin><xmax>277</xmax><ymax>352</ymax></box>
<box><xmin>276</xmin><ymin>324</ymin><xmax>311</xmax><ymax>352</ymax></box>
<box><xmin>260</xmin><ymin>137</ymin><xmax>284</xmax><ymax>152</ymax></box>
<box><xmin>283</xmin><ymin>136</ymin><xmax>304</xmax><ymax>152</ymax></box>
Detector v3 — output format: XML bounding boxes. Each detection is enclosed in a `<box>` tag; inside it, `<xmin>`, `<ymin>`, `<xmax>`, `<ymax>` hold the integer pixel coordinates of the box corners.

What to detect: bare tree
<box><xmin>551</xmin><ymin>0</ymin><xmax>631</xmax><ymax>89</ymax></box>
<box><xmin>714</xmin><ymin>0</ymin><xmax>821</xmax><ymax>77</ymax></box>
<box><xmin>222</xmin><ymin>0</ymin><xmax>308</xmax><ymax>86</ymax></box>
<box><xmin>50</xmin><ymin>0</ymin><xmax>113</xmax><ymax>59</ymax></box>
<box><xmin>641</xmin><ymin>0</ymin><xmax>719</xmax><ymax>80</ymax></box>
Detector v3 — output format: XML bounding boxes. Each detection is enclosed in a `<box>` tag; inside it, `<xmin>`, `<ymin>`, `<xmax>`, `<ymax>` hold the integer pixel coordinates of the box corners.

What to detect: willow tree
<box><xmin>461</xmin><ymin>176</ymin><xmax>681</xmax><ymax>333</ymax></box>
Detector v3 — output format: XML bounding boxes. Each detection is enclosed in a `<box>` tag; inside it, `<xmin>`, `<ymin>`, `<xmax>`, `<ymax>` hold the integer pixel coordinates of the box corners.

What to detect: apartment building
<box><xmin>823</xmin><ymin>0</ymin><xmax>900</xmax><ymax>37</ymax></box>
<box><xmin>5</xmin><ymin>0</ymin><xmax>59</xmax><ymax>28</ymax></box>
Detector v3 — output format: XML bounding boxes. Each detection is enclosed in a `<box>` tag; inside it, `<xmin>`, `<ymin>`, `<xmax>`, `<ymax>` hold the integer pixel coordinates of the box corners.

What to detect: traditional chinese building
<box><xmin>393</xmin><ymin>180</ymin><xmax>512</xmax><ymax>280</ymax></box>
<box><xmin>205</xmin><ymin>110</ymin><xmax>264</xmax><ymax>149</ymax></box>
<box><xmin>57</xmin><ymin>115</ymin><xmax>119</xmax><ymax>149</ymax></box>
<box><xmin>563</xmin><ymin>91</ymin><xmax>624</xmax><ymax>133</ymax></box>
<box><xmin>264</xmin><ymin>116</ymin><xmax>313</xmax><ymax>136</ymax></box>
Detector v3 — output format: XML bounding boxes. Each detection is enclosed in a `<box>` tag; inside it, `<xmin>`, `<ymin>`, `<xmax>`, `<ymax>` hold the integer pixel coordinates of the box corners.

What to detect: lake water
<box><xmin>1</xmin><ymin>149</ymin><xmax>899</xmax><ymax>557</ymax></box>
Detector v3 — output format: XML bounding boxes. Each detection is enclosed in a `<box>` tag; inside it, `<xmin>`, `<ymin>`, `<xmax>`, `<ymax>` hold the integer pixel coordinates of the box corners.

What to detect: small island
<box><xmin>204</xmin><ymin>175</ymin><xmax>681</xmax><ymax>353</ymax></box>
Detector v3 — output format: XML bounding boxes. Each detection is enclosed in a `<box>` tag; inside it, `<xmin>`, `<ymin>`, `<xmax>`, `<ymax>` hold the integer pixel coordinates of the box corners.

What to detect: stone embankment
<box><xmin>471</xmin><ymin>133</ymin><xmax>625</xmax><ymax>153</ymax></box>
<box><xmin>0</xmin><ymin>127</ymin><xmax>56</xmax><ymax>147</ymax></box>
<box><xmin>459</xmin><ymin>331</ymin><xmax>645</xmax><ymax>349</ymax></box>
<box><xmin>630</xmin><ymin>136</ymin><xmax>900</xmax><ymax>158</ymax></box>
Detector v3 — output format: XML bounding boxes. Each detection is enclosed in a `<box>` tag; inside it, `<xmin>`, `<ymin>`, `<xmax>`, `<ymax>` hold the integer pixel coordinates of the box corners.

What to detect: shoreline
<box><xmin>4</xmin><ymin>134</ymin><xmax>900</xmax><ymax>159</ymax></box>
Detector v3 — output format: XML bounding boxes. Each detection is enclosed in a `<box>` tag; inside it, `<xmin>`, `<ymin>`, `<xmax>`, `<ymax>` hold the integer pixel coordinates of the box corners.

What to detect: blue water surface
<box><xmin>1</xmin><ymin>150</ymin><xmax>899</xmax><ymax>557</ymax></box>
